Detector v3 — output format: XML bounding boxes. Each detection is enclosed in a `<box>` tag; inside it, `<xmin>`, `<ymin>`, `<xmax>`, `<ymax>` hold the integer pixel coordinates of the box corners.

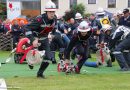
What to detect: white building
<box><xmin>41</xmin><ymin>0</ymin><xmax>130</xmax><ymax>16</ymax></box>
<box><xmin>4</xmin><ymin>0</ymin><xmax>130</xmax><ymax>19</ymax></box>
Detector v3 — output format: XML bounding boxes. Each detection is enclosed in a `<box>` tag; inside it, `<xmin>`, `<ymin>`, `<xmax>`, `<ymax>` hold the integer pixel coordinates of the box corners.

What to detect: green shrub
<box><xmin>71</xmin><ymin>3</ymin><xmax>85</xmax><ymax>16</ymax></box>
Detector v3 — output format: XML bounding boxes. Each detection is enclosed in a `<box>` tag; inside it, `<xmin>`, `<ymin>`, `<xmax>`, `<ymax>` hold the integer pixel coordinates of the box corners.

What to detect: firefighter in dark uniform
<box><xmin>25</xmin><ymin>1</ymin><xmax>57</xmax><ymax>78</ymax></box>
<box><xmin>95</xmin><ymin>7</ymin><xmax>117</xmax><ymax>62</ymax></box>
<box><xmin>109</xmin><ymin>26</ymin><xmax>130</xmax><ymax>71</ymax></box>
<box><xmin>74</xmin><ymin>12</ymin><xmax>83</xmax><ymax>28</ymax></box>
<box><xmin>118</xmin><ymin>8</ymin><xmax>130</xmax><ymax>28</ymax></box>
<box><xmin>64</xmin><ymin>21</ymin><xmax>100</xmax><ymax>73</ymax></box>
<box><xmin>49</xmin><ymin>29</ymin><xmax>65</xmax><ymax>64</ymax></box>
<box><xmin>89</xmin><ymin>14</ymin><xmax>100</xmax><ymax>52</ymax></box>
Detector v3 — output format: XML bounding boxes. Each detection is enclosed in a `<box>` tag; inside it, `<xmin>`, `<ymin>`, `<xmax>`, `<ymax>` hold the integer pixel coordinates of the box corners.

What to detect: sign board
<box><xmin>6</xmin><ymin>0</ymin><xmax>21</xmax><ymax>20</ymax></box>
<box><xmin>100</xmin><ymin>17</ymin><xmax>110</xmax><ymax>27</ymax></box>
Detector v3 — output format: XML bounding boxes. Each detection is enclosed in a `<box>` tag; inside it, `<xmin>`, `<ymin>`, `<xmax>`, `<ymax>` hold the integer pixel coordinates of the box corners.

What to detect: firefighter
<box><xmin>25</xmin><ymin>1</ymin><xmax>57</xmax><ymax>78</ymax></box>
<box><xmin>74</xmin><ymin>12</ymin><xmax>83</xmax><ymax>28</ymax></box>
<box><xmin>64</xmin><ymin>21</ymin><xmax>100</xmax><ymax>73</ymax></box>
<box><xmin>118</xmin><ymin>8</ymin><xmax>130</xmax><ymax>28</ymax></box>
<box><xmin>109</xmin><ymin>26</ymin><xmax>130</xmax><ymax>71</ymax></box>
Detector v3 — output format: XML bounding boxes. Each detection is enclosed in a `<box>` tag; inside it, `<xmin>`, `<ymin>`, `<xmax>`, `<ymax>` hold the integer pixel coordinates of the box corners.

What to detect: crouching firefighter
<box><xmin>25</xmin><ymin>1</ymin><xmax>57</xmax><ymax>78</ymax></box>
<box><xmin>64</xmin><ymin>21</ymin><xmax>100</xmax><ymax>74</ymax></box>
<box><xmin>109</xmin><ymin>26</ymin><xmax>130</xmax><ymax>71</ymax></box>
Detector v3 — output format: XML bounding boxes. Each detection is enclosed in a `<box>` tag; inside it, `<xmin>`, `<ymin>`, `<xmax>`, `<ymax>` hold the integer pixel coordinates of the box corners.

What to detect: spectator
<box><xmin>0</xmin><ymin>19</ymin><xmax>5</xmax><ymax>33</ymax></box>
<box><xmin>4</xmin><ymin>19</ymin><xmax>11</xmax><ymax>33</ymax></box>
<box><xmin>6</xmin><ymin>20</ymin><xmax>22</xmax><ymax>48</ymax></box>
<box><xmin>118</xmin><ymin>8</ymin><xmax>130</xmax><ymax>27</ymax></box>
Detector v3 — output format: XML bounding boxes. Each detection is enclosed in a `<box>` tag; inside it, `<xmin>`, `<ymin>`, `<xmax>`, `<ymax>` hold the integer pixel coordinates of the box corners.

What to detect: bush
<box><xmin>84</xmin><ymin>13</ymin><xmax>92</xmax><ymax>18</ymax></box>
<box><xmin>0</xmin><ymin>3</ymin><xmax>7</xmax><ymax>19</ymax></box>
<box><xmin>63</xmin><ymin>10</ymin><xmax>75</xmax><ymax>21</ymax></box>
<box><xmin>71</xmin><ymin>3</ymin><xmax>85</xmax><ymax>16</ymax></box>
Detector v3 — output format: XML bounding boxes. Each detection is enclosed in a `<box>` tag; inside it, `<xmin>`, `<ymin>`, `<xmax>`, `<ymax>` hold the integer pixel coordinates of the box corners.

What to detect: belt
<box><xmin>39</xmin><ymin>37</ymin><xmax>47</xmax><ymax>40</ymax></box>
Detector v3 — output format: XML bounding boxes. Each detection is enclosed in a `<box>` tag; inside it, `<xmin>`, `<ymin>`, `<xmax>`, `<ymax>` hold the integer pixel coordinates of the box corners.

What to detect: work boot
<box><xmin>107</xmin><ymin>60</ymin><xmax>112</xmax><ymax>67</ymax></box>
<box><xmin>37</xmin><ymin>62</ymin><xmax>49</xmax><ymax>78</ymax></box>
<box><xmin>28</xmin><ymin>64</ymin><xmax>34</xmax><ymax>69</ymax></box>
<box><xmin>115</xmin><ymin>53</ymin><xmax>129</xmax><ymax>69</ymax></box>
<box><xmin>50</xmin><ymin>51</ymin><xmax>57</xmax><ymax>64</ymax></box>
<box><xmin>74</xmin><ymin>65</ymin><xmax>80</xmax><ymax>74</ymax></box>
<box><xmin>52</xmin><ymin>58</ymin><xmax>57</xmax><ymax>64</ymax></box>
<box><xmin>119</xmin><ymin>67</ymin><xmax>130</xmax><ymax>71</ymax></box>
<box><xmin>37</xmin><ymin>74</ymin><xmax>45</xmax><ymax>79</ymax></box>
<box><xmin>71</xmin><ymin>52</ymin><xmax>76</xmax><ymax>60</ymax></box>
<box><xmin>59</xmin><ymin>48</ymin><xmax>65</xmax><ymax>60</ymax></box>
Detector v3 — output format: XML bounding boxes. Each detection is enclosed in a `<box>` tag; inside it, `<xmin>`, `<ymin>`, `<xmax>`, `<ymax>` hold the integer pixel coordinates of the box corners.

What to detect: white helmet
<box><xmin>78</xmin><ymin>21</ymin><xmax>90</xmax><ymax>32</ymax></box>
<box><xmin>116</xmin><ymin>10</ymin><xmax>123</xmax><ymax>15</ymax></box>
<box><xmin>96</xmin><ymin>7</ymin><xmax>105</xmax><ymax>15</ymax></box>
<box><xmin>75</xmin><ymin>13</ymin><xmax>83</xmax><ymax>19</ymax></box>
<box><xmin>45</xmin><ymin>1</ymin><xmax>56</xmax><ymax>11</ymax></box>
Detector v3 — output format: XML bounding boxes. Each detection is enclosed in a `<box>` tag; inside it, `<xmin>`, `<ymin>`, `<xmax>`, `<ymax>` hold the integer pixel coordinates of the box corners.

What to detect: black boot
<box><xmin>107</xmin><ymin>60</ymin><xmax>112</xmax><ymax>67</ymax></box>
<box><xmin>110</xmin><ymin>53</ymin><xmax>115</xmax><ymax>62</ymax></box>
<box><xmin>37</xmin><ymin>62</ymin><xmax>49</xmax><ymax>78</ymax></box>
<box><xmin>59</xmin><ymin>53</ymin><xmax>64</xmax><ymax>60</ymax></box>
<box><xmin>28</xmin><ymin>64</ymin><xmax>34</xmax><ymax>69</ymax></box>
<box><xmin>71</xmin><ymin>49</ymin><xmax>76</xmax><ymax>60</ymax></box>
<box><xmin>52</xmin><ymin>58</ymin><xmax>57</xmax><ymax>64</ymax></box>
<box><xmin>50</xmin><ymin>51</ymin><xmax>57</xmax><ymax>64</ymax></box>
<box><xmin>59</xmin><ymin>48</ymin><xmax>65</xmax><ymax>60</ymax></box>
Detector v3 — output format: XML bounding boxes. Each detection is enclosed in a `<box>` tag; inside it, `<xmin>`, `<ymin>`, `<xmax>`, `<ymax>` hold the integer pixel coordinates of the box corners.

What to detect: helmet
<box><xmin>78</xmin><ymin>21</ymin><xmax>90</xmax><ymax>32</ymax></box>
<box><xmin>45</xmin><ymin>1</ymin><xmax>56</xmax><ymax>11</ymax></box>
<box><xmin>116</xmin><ymin>10</ymin><xmax>123</xmax><ymax>15</ymax></box>
<box><xmin>75</xmin><ymin>13</ymin><xmax>83</xmax><ymax>19</ymax></box>
<box><xmin>96</xmin><ymin>7</ymin><xmax>105</xmax><ymax>15</ymax></box>
<box><xmin>102</xmin><ymin>24</ymin><xmax>112</xmax><ymax>32</ymax></box>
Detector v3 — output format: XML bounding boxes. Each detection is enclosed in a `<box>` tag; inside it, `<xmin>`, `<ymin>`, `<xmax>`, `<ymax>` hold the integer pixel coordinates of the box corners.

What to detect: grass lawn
<box><xmin>0</xmin><ymin>51</ymin><xmax>130</xmax><ymax>90</ymax></box>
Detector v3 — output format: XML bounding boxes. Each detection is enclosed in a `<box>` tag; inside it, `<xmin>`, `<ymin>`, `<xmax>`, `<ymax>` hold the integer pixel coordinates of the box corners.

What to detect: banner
<box><xmin>100</xmin><ymin>16</ymin><xmax>110</xmax><ymax>27</ymax></box>
<box><xmin>7</xmin><ymin>0</ymin><xmax>21</xmax><ymax>20</ymax></box>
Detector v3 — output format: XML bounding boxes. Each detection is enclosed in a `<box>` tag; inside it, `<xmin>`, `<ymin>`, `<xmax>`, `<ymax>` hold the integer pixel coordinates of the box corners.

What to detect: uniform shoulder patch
<box><xmin>35</xmin><ymin>15</ymin><xmax>42</xmax><ymax>22</ymax></box>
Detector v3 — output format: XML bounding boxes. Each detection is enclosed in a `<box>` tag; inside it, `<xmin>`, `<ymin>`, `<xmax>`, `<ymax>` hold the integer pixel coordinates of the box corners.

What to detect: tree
<box><xmin>71</xmin><ymin>3</ymin><xmax>85</xmax><ymax>16</ymax></box>
<box><xmin>0</xmin><ymin>3</ymin><xmax>7</xmax><ymax>20</ymax></box>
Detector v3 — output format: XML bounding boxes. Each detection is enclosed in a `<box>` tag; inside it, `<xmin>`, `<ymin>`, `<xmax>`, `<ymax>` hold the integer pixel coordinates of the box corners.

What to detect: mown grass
<box><xmin>1</xmin><ymin>51</ymin><xmax>130</xmax><ymax>90</ymax></box>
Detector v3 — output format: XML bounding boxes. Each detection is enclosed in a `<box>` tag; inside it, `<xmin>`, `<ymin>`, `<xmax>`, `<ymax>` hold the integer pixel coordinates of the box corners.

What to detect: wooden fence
<box><xmin>0</xmin><ymin>33</ymin><xmax>12</xmax><ymax>51</ymax></box>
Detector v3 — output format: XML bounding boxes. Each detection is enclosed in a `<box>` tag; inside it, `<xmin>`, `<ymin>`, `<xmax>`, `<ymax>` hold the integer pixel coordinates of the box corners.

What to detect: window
<box><xmin>22</xmin><ymin>1</ymin><xmax>40</xmax><ymax>10</ymax></box>
<box><xmin>128</xmin><ymin>0</ymin><xmax>130</xmax><ymax>7</ymax></box>
<box><xmin>70</xmin><ymin>0</ymin><xmax>77</xmax><ymax>8</ymax></box>
<box><xmin>88</xmin><ymin>0</ymin><xmax>96</xmax><ymax>4</ymax></box>
<box><xmin>52</xmin><ymin>0</ymin><xmax>59</xmax><ymax>9</ymax></box>
<box><xmin>108</xmin><ymin>0</ymin><xmax>116</xmax><ymax>8</ymax></box>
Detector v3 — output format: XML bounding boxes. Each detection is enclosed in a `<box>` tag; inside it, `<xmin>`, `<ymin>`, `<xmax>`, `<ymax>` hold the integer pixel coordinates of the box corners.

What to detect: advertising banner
<box><xmin>7</xmin><ymin>0</ymin><xmax>21</xmax><ymax>20</ymax></box>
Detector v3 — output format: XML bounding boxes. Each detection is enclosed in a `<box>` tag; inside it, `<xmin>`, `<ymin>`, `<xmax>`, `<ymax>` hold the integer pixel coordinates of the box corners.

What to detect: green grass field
<box><xmin>1</xmin><ymin>51</ymin><xmax>130</xmax><ymax>90</ymax></box>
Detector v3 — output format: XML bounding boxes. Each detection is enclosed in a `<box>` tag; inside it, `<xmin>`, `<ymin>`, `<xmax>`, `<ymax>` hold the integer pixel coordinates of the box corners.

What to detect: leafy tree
<box><xmin>0</xmin><ymin>3</ymin><xmax>7</xmax><ymax>20</ymax></box>
<box><xmin>71</xmin><ymin>3</ymin><xmax>85</xmax><ymax>16</ymax></box>
<box><xmin>63</xmin><ymin>10</ymin><xmax>75</xmax><ymax>21</ymax></box>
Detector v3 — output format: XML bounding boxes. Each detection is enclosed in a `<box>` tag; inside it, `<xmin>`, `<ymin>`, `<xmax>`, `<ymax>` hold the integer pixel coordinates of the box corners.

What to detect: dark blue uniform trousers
<box><xmin>114</xmin><ymin>35</ymin><xmax>130</xmax><ymax>70</ymax></box>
